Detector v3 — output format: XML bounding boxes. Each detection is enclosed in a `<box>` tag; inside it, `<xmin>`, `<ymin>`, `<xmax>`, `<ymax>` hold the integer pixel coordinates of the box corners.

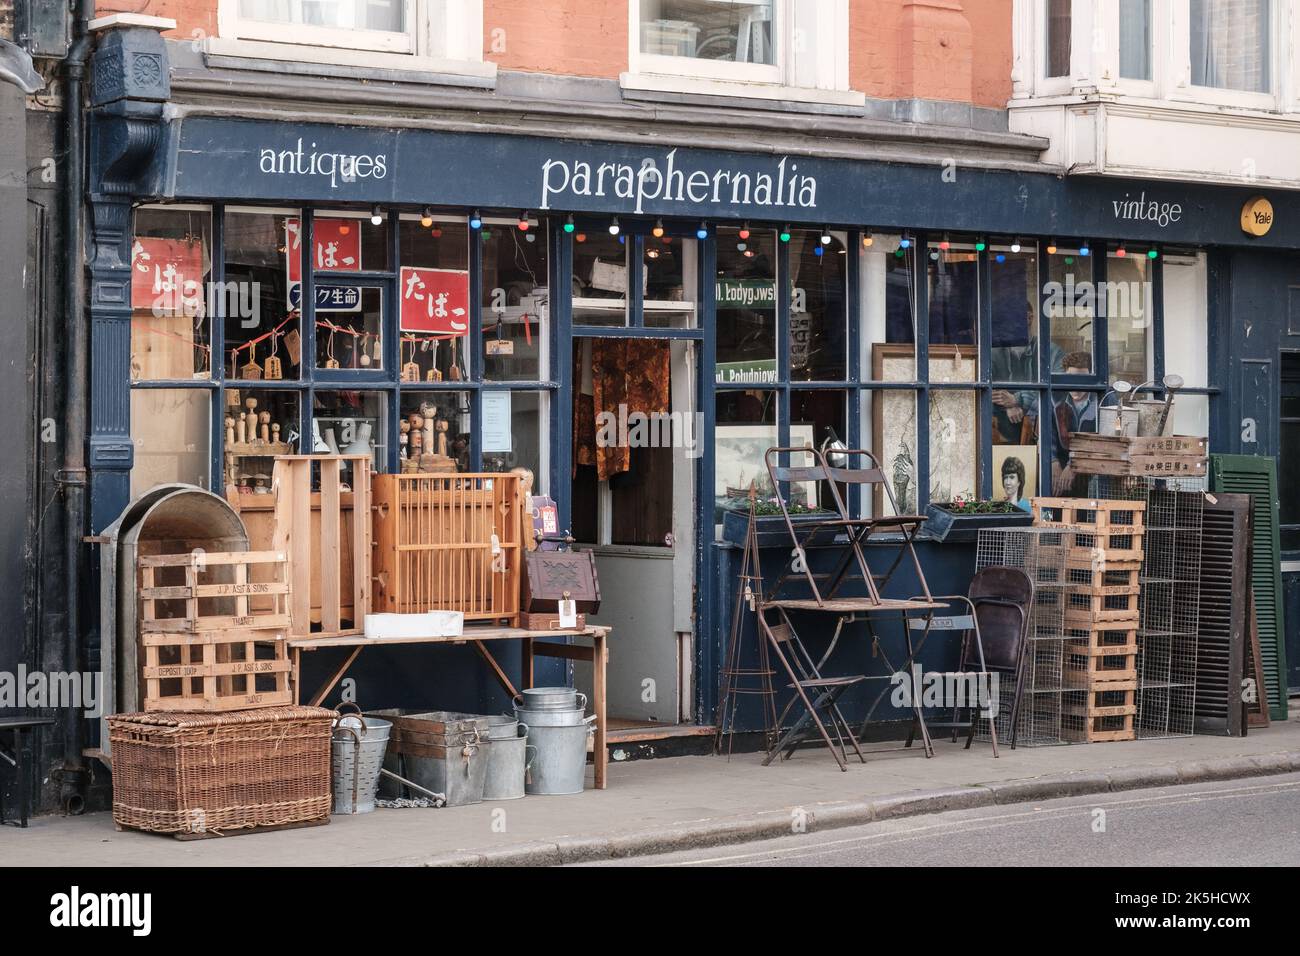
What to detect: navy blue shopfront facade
<box><xmin>90</xmin><ymin>79</ymin><xmax>1300</xmax><ymax>730</ymax></box>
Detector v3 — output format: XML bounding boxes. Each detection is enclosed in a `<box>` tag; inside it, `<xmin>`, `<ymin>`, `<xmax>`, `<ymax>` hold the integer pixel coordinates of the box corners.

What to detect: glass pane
<box><xmin>572</xmin><ymin>230</ymin><xmax>629</xmax><ymax>327</ymax></box>
<box><xmin>313</xmin><ymin>391</ymin><xmax>388</xmax><ymax>474</ymax></box>
<box><xmin>644</xmin><ymin>235</ymin><xmax>699</xmax><ymax>329</ymax></box>
<box><xmin>400</xmin><ymin>216</ymin><xmax>468</xmax><ymax>270</ymax></box>
<box><xmin>241</xmin><ymin>0</ymin><xmax>404</xmax><ymax>33</ymax></box>
<box><xmin>131</xmin><ymin>207</ymin><xmax>212</xmax><ymax>381</ymax></box>
<box><xmin>714</xmin><ymin>388</ymin><xmax>777</xmax><ymax>530</ymax></box>
<box><xmin>224</xmin><ymin>209</ymin><xmax>301</xmax><ymax>381</ymax></box>
<box><xmin>1051</xmin><ymin>387</ymin><xmax>1100</xmax><ymax>496</ymax></box>
<box><xmin>1046</xmin><ymin>0</ymin><xmax>1072</xmax><ymax>77</ymax></box>
<box><xmin>482</xmin><ymin>390</ymin><xmax>548</xmax><ymax>493</ymax></box>
<box><xmin>990</xmin><ymin>241</ymin><xmax>1042</xmax><ymax>445</ymax></box>
<box><xmin>482</xmin><ymin>218</ymin><xmax>549</xmax><ymax>381</ymax></box>
<box><xmin>639</xmin><ymin>0</ymin><xmax>774</xmax><ymax>65</ymax></box>
<box><xmin>716</xmin><ymin>226</ymin><xmax>776</xmax><ymax>384</ymax></box>
<box><xmin>223</xmin><ymin>387</ymin><xmax>300</xmax><ymax>495</ymax></box>
<box><xmin>314</xmin><ymin>211</ymin><xmax>388</xmax><ymax>273</ymax></box>
<box><xmin>1119</xmin><ymin>0</ymin><xmax>1152</xmax><ymax>80</ymax></box>
<box><xmin>1106</xmin><ymin>249</ymin><xmax>1153</xmax><ymax>385</ymax></box>
<box><xmin>866</xmin><ymin>235</ymin><xmax>917</xmax><ymax>381</ymax></box>
<box><xmin>927</xmin><ymin>239</ymin><xmax>978</xmax><ymax>357</ymax></box>
<box><xmin>788</xmin><ymin>230</ymin><xmax>848</xmax><ymax>381</ymax></box>
<box><xmin>791</xmin><ymin>390</ymin><xmax>847</xmax><ymax>512</ymax></box>
<box><xmin>1046</xmin><ymin>245</ymin><xmax>1096</xmax><ymax>376</ymax></box>
<box><xmin>865</xmin><ymin>388</ymin><xmax>918</xmax><ymax>516</ymax></box>
<box><xmin>1161</xmin><ymin>249</ymin><xmax>1208</xmax><ymax>388</ymax></box>
<box><xmin>398</xmin><ymin>217</ymin><xmax>470</xmax><ymax>382</ymax></box>
<box><xmin>130</xmin><ymin>389</ymin><xmax>210</xmax><ymax>498</ymax></box>
<box><xmin>993</xmin><ymin>396</ymin><xmax>1039</xmax><ymax>511</ymax></box>
<box><xmin>317</xmin><ymin>287</ymin><xmax>384</xmax><ymax>370</ymax></box>
<box><xmin>1190</xmin><ymin>0</ymin><xmax>1270</xmax><ymax>93</ymax></box>
<box><xmin>929</xmin><ymin>389</ymin><xmax>980</xmax><ymax>507</ymax></box>
<box><xmin>400</xmin><ymin>391</ymin><xmax>471</xmax><ymax>473</ymax></box>
<box><xmin>1168</xmin><ymin>392</ymin><xmax>1209</xmax><ymax>440</ymax></box>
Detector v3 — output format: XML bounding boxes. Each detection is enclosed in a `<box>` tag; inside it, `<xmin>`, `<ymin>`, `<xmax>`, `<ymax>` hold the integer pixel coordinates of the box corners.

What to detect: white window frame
<box><xmin>211</xmin><ymin>0</ymin><xmax>493</xmax><ymax>78</ymax></box>
<box><xmin>1013</xmin><ymin>0</ymin><xmax>1294</xmax><ymax>113</ymax></box>
<box><xmin>623</xmin><ymin>0</ymin><xmax>860</xmax><ymax>106</ymax></box>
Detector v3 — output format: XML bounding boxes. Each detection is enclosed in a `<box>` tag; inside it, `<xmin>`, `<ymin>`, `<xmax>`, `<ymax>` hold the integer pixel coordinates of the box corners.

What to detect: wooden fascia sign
<box><xmin>1241</xmin><ymin>196</ymin><xmax>1274</xmax><ymax>237</ymax></box>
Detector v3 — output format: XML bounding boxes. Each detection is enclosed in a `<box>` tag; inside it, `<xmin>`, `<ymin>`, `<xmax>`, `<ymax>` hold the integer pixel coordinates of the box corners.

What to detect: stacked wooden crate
<box><xmin>138</xmin><ymin>550</ymin><xmax>293</xmax><ymax>712</ymax></box>
<box><xmin>1069</xmin><ymin>434</ymin><xmax>1207</xmax><ymax>479</ymax></box>
<box><xmin>1032</xmin><ymin>497</ymin><xmax>1146</xmax><ymax>742</ymax></box>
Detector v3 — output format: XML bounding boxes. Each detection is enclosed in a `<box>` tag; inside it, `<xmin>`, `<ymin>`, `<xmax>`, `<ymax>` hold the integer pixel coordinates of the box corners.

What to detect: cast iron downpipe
<box><xmin>59</xmin><ymin>0</ymin><xmax>94</xmax><ymax>814</ymax></box>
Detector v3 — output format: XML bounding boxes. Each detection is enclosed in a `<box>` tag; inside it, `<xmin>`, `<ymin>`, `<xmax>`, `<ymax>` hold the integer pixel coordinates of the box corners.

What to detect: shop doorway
<box><xmin>571</xmin><ymin>336</ymin><xmax>699</xmax><ymax>729</ymax></box>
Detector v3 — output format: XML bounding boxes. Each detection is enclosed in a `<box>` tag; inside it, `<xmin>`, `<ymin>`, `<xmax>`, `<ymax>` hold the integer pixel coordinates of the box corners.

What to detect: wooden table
<box><xmin>288</xmin><ymin>625</ymin><xmax>611</xmax><ymax>789</ymax></box>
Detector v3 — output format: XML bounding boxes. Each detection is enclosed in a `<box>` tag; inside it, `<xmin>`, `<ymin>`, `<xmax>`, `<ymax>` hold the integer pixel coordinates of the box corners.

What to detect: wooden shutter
<box><xmin>1194</xmin><ymin>493</ymin><xmax>1251</xmax><ymax>735</ymax></box>
<box><xmin>1210</xmin><ymin>455</ymin><xmax>1289</xmax><ymax>721</ymax></box>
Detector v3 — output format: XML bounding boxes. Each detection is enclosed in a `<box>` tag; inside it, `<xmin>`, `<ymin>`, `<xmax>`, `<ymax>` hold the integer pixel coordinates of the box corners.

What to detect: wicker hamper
<box><xmin>108</xmin><ymin>706</ymin><xmax>335</xmax><ymax>835</ymax></box>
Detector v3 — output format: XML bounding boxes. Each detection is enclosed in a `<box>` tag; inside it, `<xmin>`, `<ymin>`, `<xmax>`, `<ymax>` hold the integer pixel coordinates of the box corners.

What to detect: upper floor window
<box><xmin>1190</xmin><ymin>0</ymin><xmax>1271</xmax><ymax>93</ymax></box>
<box><xmin>233</xmin><ymin>0</ymin><xmax>414</xmax><ymax>51</ymax></box>
<box><xmin>626</xmin><ymin>0</ymin><xmax>856</xmax><ymax>103</ymax></box>
<box><xmin>1045</xmin><ymin>0</ymin><xmax>1071</xmax><ymax>78</ymax></box>
<box><xmin>1120</xmin><ymin>0</ymin><xmax>1152</xmax><ymax>81</ymax></box>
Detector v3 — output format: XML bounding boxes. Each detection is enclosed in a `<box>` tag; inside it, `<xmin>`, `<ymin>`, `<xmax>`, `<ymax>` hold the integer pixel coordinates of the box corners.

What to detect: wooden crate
<box><xmin>270</xmin><ymin>455</ymin><xmax>372</xmax><ymax>639</ymax></box>
<box><xmin>1062</xmin><ymin>685</ymin><xmax>1137</xmax><ymax>742</ymax></box>
<box><xmin>1064</xmin><ymin>584</ymin><xmax>1141</xmax><ymax>625</ymax></box>
<box><xmin>1063</xmin><ymin>625</ymin><xmax>1138</xmax><ymax>684</ymax></box>
<box><xmin>1031</xmin><ymin>497</ymin><xmax>1146</xmax><ymax>563</ymax></box>
<box><xmin>138</xmin><ymin>550</ymin><xmax>292</xmax><ymax>712</ymax></box>
<box><xmin>1069</xmin><ymin>434</ymin><xmax>1207</xmax><ymax>479</ymax></box>
<box><xmin>371</xmin><ymin>473</ymin><xmax>523</xmax><ymax>625</ymax></box>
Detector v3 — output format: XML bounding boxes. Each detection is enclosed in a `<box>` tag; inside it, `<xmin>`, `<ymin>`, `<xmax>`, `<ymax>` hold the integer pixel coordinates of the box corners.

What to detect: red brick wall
<box><xmin>483</xmin><ymin>0</ymin><xmax>627</xmax><ymax>78</ymax></box>
<box><xmin>96</xmin><ymin>0</ymin><xmax>216</xmax><ymax>42</ymax></box>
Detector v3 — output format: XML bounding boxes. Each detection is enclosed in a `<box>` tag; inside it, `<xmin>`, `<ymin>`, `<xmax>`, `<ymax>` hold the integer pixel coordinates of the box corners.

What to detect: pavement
<box><xmin>3</xmin><ymin>715</ymin><xmax>1299</xmax><ymax>867</ymax></box>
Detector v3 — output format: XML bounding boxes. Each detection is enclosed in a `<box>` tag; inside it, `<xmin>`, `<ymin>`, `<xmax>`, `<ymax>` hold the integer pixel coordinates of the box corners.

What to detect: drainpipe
<box><xmin>59</xmin><ymin>0</ymin><xmax>94</xmax><ymax>815</ymax></box>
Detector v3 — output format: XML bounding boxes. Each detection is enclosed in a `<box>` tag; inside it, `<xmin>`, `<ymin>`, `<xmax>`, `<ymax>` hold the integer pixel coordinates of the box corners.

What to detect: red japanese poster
<box><xmin>131</xmin><ymin>237</ymin><xmax>206</xmax><ymax>314</ymax></box>
<box><xmin>400</xmin><ymin>267</ymin><xmax>470</xmax><ymax>335</ymax></box>
<box><xmin>285</xmin><ymin>217</ymin><xmax>362</xmax><ymax>282</ymax></box>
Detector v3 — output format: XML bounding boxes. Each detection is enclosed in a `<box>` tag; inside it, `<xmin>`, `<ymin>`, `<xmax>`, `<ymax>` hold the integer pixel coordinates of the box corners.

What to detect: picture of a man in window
<box><xmin>991</xmin><ymin>302</ymin><xmax>1064</xmax><ymax>444</ymax></box>
<box><xmin>1051</xmin><ymin>350</ymin><xmax>1099</xmax><ymax>494</ymax></box>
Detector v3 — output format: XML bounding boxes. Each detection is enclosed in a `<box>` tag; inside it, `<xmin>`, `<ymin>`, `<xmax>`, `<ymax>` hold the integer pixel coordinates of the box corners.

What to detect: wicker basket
<box><xmin>108</xmin><ymin>706</ymin><xmax>335</xmax><ymax>835</ymax></box>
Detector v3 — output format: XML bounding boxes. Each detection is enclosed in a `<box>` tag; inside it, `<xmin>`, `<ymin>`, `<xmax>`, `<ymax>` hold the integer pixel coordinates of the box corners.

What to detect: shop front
<box><xmin>90</xmin><ymin>30</ymin><xmax>1300</xmax><ymax>747</ymax></box>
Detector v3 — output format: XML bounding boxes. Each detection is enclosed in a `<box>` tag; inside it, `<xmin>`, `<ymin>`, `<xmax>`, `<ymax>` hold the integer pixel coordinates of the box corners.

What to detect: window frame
<box><xmin>218</xmin><ymin>0</ymin><xmax>419</xmax><ymax>54</ymax></box>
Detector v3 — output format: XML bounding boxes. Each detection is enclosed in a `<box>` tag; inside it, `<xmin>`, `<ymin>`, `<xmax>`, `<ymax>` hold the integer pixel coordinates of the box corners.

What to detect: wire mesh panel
<box><xmin>1089</xmin><ymin>476</ymin><xmax>1204</xmax><ymax>738</ymax></box>
<box><xmin>975</xmin><ymin>527</ymin><xmax>1076</xmax><ymax>746</ymax></box>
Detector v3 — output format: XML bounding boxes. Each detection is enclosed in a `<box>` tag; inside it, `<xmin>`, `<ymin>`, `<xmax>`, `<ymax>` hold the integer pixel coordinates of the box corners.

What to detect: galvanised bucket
<box><xmin>482</xmin><ymin>720</ymin><xmax>534</xmax><ymax>802</ymax></box>
<box><xmin>331</xmin><ymin>712</ymin><xmax>392</xmax><ymax>814</ymax></box>
<box><xmin>514</xmin><ymin>693</ymin><xmax>596</xmax><ymax>796</ymax></box>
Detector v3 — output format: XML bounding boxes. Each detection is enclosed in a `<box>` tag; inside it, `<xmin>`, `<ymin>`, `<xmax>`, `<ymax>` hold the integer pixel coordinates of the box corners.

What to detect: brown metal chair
<box><xmin>964</xmin><ymin>566</ymin><xmax>1034</xmax><ymax>749</ymax></box>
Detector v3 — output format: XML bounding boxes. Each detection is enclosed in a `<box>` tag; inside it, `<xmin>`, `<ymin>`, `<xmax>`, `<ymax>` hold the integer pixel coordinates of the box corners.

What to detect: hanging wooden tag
<box><xmin>284</xmin><ymin>328</ymin><xmax>302</xmax><ymax>365</ymax></box>
<box><xmin>264</xmin><ymin>355</ymin><xmax>283</xmax><ymax>379</ymax></box>
<box><xmin>427</xmin><ymin>368</ymin><xmax>442</xmax><ymax>382</ymax></box>
<box><xmin>325</xmin><ymin>358</ymin><xmax>340</xmax><ymax>369</ymax></box>
<box><xmin>402</xmin><ymin>361</ymin><xmax>420</xmax><ymax>382</ymax></box>
<box><xmin>240</xmin><ymin>359</ymin><xmax>263</xmax><ymax>380</ymax></box>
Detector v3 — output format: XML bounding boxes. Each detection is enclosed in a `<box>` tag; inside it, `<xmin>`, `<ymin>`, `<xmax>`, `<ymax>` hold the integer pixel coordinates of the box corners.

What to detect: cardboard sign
<box><xmin>131</xmin><ymin>237</ymin><xmax>206</xmax><ymax>314</ymax></box>
<box><xmin>399</xmin><ymin>267</ymin><xmax>469</xmax><ymax>334</ymax></box>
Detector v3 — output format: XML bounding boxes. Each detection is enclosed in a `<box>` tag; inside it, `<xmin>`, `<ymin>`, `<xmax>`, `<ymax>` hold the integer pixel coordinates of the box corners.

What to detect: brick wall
<box><xmin>484</xmin><ymin>0</ymin><xmax>627</xmax><ymax>78</ymax></box>
<box><xmin>95</xmin><ymin>0</ymin><xmax>216</xmax><ymax>41</ymax></box>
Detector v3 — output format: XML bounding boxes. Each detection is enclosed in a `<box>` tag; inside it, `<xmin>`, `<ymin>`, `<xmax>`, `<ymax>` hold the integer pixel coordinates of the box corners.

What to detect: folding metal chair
<box><xmin>964</xmin><ymin>567</ymin><xmax>1034</xmax><ymax>749</ymax></box>
<box><xmin>905</xmin><ymin>595</ymin><xmax>1001</xmax><ymax>757</ymax></box>
<box><xmin>757</xmin><ymin>605</ymin><xmax>866</xmax><ymax>771</ymax></box>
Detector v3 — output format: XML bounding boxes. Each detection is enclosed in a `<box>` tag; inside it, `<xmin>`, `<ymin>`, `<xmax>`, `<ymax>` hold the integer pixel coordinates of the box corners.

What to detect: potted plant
<box><xmin>924</xmin><ymin>495</ymin><xmax>1033</xmax><ymax>543</ymax></box>
<box><xmin>720</xmin><ymin>496</ymin><xmax>834</xmax><ymax>548</ymax></box>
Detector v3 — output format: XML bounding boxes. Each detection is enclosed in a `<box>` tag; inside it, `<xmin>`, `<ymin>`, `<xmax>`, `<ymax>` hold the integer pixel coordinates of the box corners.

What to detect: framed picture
<box><xmin>993</xmin><ymin>445</ymin><xmax>1037</xmax><ymax>512</ymax></box>
<box><xmin>714</xmin><ymin>422</ymin><xmax>816</xmax><ymax>512</ymax></box>
<box><xmin>870</xmin><ymin>343</ymin><xmax>979</xmax><ymax>514</ymax></box>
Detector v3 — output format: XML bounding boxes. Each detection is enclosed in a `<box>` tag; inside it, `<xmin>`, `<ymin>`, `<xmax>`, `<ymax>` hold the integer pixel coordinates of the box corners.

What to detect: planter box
<box><xmin>721</xmin><ymin>509</ymin><xmax>835</xmax><ymax>549</ymax></box>
<box><xmin>924</xmin><ymin>504</ymin><xmax>1033</xmax><ymax>543</ymax></box>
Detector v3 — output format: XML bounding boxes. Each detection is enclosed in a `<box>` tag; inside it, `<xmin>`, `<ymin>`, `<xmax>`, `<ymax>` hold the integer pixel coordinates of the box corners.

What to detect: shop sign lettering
<box><xmin>541</xmin><ymin>148</ymin><xmax>818</xmax><ymax>215</ymax></box>
<box><xmin>1111</xmin><ymin>191</ymin><xmax>1182</xmax><ymax>227</ymax></box>
<box><xmin>258</xmin><ymin>137</ymin><xmax>388</xmax><ymax>189</ymax></box>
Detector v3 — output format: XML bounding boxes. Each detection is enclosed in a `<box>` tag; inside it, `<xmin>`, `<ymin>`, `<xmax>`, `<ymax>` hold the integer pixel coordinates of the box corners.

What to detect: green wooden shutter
<box><xmin>1211</xmin><ymin>455</ymin><xmax>1289</xmax><ymax>721</ymax></box>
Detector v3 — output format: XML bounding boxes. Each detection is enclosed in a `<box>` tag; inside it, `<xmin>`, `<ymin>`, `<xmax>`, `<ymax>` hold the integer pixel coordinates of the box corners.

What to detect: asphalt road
<box><xmin>583</xmin><ymin>772</ymin><xmax>1300</xmax><ymax>867</ymax></box>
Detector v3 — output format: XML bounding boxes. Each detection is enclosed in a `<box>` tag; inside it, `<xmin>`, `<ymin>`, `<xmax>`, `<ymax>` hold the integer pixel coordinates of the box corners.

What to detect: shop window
<box><xmin>714</xmin><ymin>388</ymin><xmax>777</xmax><ymax>531</ymax></box>
<box><xmin>1105</xmin><ymin>248</ymin><xmax>1154</xmax><ymax>386</ymax></box>
<box><xmin>928</xmin><ymin>389</ymin><xmax>982</xmax><ymax>508</ymax></box>
<box><xmin>317</xmin><ymin>287</ymin><xmax>384</xmax><ymax>371</ymax></box>
<box><xmin>315</xmin><ymin>210</ymin><xmax>389</xmax><ymax>273</ymax></box>
<box><xmin>791</xmin><ymin>390</ymin><xmax>846</xmax><ymax>512</ymax></box>
<box><xmin>224</xmin><ymin>208</ymin><xmax>301</xmax><ymax>381</ymax></box>
<box><xmin>313</xmin><ymin>390</ymin><xmax>387</xmax><ymax>474</ymax></box>
<box><xmin>398</xmin><ymin>215</ymin><xmax>470</xmax><ymax>382</ymax></box>
<box><xmin>644</xmin><ymin>235</ymin><xmax>699</xmax><ymax>329</ymax></box>
<box><xmin>1161</xmin><ymin>249</ymin><xmax>1209</xmax><ymax>389</ymax></box>
<box><xmin>399</xmin><ymin>391</ymin><xmax>471</xmax><ymax>473</ymax></box>
<box><xmin>130</xmin><ymin>389</ymin><xmax>211</xmax><ymax>499</ymax></box>
<box><xmin>131</xmin><ymin>206</ymin><xmax>213</xmax><ymax>381</ymax></box>
<box><xmin>572</xmin><ymin>230</ymin><xmax>630</xmax><ymax>328</ymax></box>
<box><xmin>1190</xmin><ymin>0</ymin><xmax>1270</xmax><ymax>93</ymax></box>
<box><xmin>788</xmin><ymin>230</ymin><xmax>847</xmax><ymax>382</ymax></box>
<box><xmin>222</xmin><ymin>387</ymin><xmax>300</xmax><ymax>496</ymax></box>
<box><xmin>862</xmin><ymin>388</ymin><xmax>918</xmax><ymax>517</ymax></box>
<box><xmin>482</xmin><ymin>217</ymin><xmax>548</xmax><ymax>381</ymax></box>
<box><xmin>863</xmin><ymin>234</ymin><xmax>917</xmax><ymax>381</ymax></box>
<box><xmin>482</xmin><ymin>390</ymin><xmax>548</xmax><ymax>495</ymax></box>
<box><xmin>926</xmin><ymin>239</ymin><xmax>978</xmax><ymax>365</ymax></box>
<box><xmin>715</xmin><ymin>226</ymin><xmax>776</xmax><ymax>385</ymax></box>
<box><xmin>1046</xmin><ymin>244</ymin><xmax>1095</xmax><ymax>376</ymax></box>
